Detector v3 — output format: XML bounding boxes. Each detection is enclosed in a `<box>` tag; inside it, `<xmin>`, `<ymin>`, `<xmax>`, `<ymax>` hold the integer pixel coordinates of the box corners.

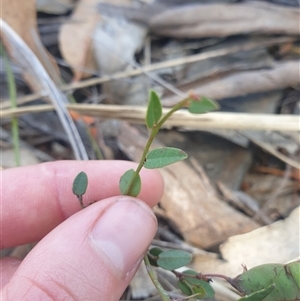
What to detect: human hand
<box><xmin>1</xmin><ymin>160</ymin><xmax>164</xmax><ymax>300</ymax></box>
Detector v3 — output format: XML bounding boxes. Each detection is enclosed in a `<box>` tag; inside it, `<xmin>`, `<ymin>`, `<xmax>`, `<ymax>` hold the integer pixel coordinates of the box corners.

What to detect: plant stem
<box><xmin>124</xmin><ymin>97</ymin><xmax>190</xmax><ymax>195</ymax></box>
<box><xmin>156</xmin><ymin>98</ymin><xmax>190</xmax><ymax>130</ymax></box>
<box><xmin>173</xmin><ymin>269</ymin><xmax>233</xmax><ymax>283</ymax></box>
<box><xmin>125</xmin><ymin>97</ymin><xmax>192</xmax><ymax>299</ymax></box>
<box><xmin>144</xmin><ymin>254</ymin><xmax>170</xmax><ymax>301</ymax></box>
<box><xmin>3</xmin><ymin>45</ymin><xmax>20</xmax><ymax>166</ymax></box>
<box><xmin>78</xmin><ymin>195</ymin><xmax>84</xmax><ymax>208</ymax></box>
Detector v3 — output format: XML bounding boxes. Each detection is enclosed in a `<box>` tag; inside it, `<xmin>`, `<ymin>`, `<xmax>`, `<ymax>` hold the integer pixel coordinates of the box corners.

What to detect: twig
<box><xmin>2</xmin><ymin>104</ymin><xmax>299</xmax><ymax>132</ymax></box>
<box><xmin>2</xmin><ymin>45</ymin><xmax>20</xmax><ymax>166</ymax></box>
<box><xmin>1</xmin><ymin>36</ymin><xmax>294</xmax><ymax>109</ymax></box>
<box><xmin>163</xmin><ymin>60</ymin><xmax>300</xmax><ymax>106</ymax></box>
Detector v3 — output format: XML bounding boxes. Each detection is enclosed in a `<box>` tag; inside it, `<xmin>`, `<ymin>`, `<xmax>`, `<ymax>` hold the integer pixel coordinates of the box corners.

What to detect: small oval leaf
<box><xmin>157</xmin><ymin>250</ymin><xmax>192</xmax><ymax>270</ymax></box>
<box><xmin>149</xmin><ymin>247</ymin><xmax>164</xmax><ymax>257</ymax></box>
<box><xmin>178</xmin><ymin>280</ymin><xmax>193</xmax><ymax>296</ymax></box>
<box><xmin>146</xmin><ymin>90</ymin><xmax>162</xmax><ymax>128</ymax></box>
<box><xmin>72</xmin><ymin>171</ymin><xmax>88</xmax><ymax>196</ymax></box>
<box><xmin>188</xmin><ymin>96</ymin><xmax>219</xmax><ymax>114</ymax></box>
<box><xmin>148</xmin><ymin>248</ymin><xmax>164</xmax><ymax>266</ymax></box>
<box><xmin>144</xmin><ymin>147</ymin><xmax>187</xmax><ymax>169</ymax></box>
<box><xmin>119</xmin><ymin>169</ymin><xmax>141</xmax><ymax>197</ymax></box>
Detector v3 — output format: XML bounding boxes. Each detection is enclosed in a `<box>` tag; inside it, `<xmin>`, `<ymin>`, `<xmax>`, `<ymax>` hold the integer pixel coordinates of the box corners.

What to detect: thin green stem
<box><xmin>156</xmin><ymin>98</ymin><xmax>190</xmax><ymax>130</ymax></box>
<box><xmin>125</xmin><ymin>96</ymin><xmax>192</xmax><ymax>299</ymax></box>
<box><xmin>64</xmin><ymin>80</ymin><xmax>104</xmax><ymax>160</ymax></box>
<box><xmin>124</xmin><ymin>97</ymin><xmax>190</xmax><ymax>196</ymax></box>
<box><xmin>173</xmin><ymin>269</ymin><xmax>232</xmax><ymax>282</ymax></box>
<box><xmin>144</xmin><ymin>254</ymin><xmax>170</xmax><ymax>301</ymax></box>
<box><xmin>85</xmin><ymin>127</ymin><xmax>104</xmax><ymax>160</ymax></box>
<box><xmin>3</xmin><ymin>45</ymin><xmax>20</xmax><ymax>166</ymax></box>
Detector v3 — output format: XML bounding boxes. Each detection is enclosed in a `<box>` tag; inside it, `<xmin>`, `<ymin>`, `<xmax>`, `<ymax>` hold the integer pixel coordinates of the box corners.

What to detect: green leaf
<box><xmin>157</xmin><ymin>250</ymin><xmax>192</xmax><ymax>270</ymax></box>
<box><xmin>178</xmin><ymin>279</ymin><xmax>212</xmax><ymax>299</ymax></box>
<box><xmin>233</xmin><ymin>262</ymin><xmax>300</xmax><ymax>301</ymax></box>
<box><xmin>178</xmin><ymin>279</ymin><xmax>193</xmax><ymax>295</ymax></box>
<box><xmin>144</xmin><ymin>147</ymin><xmax>187</xmax><ymax>169</ymax></box>
<box><xmin>238</xmin><ymin>284</ymin><xmax>275</xmax><ymax>301</ymax></box>
<box><xmin>148</xmin><ymin>248</ymin><xmax>164</xmax><ymax>266</ymax></box>
<box><xmin>72</xmin><ymin>172</ymin><xmax>88</xmax><ymax>196</ymax></box>
<box><xmin>149</xmin><ymin>247</ymin><xmax>164</xmax><ymax>257</ymax></box>
<box><xmin>146</xmin><ymin>90</ymin><xmax>162</xmax><ymax>128</ymax></box>
<box><xmin>181</xmin><ymin>270</ymin><xmax>215</xmax><ymax>299</ymax></box>
<box><xmin>148</xmin><ymin>247</ymin><xmax>164</xmax><ymax>266</ymax></box>
<box><xmin>188</xmin><ymin>96</ymin><xmax>219</xmax><ymax>114</ymax></box>
<box><xmin>119</xmin><ymin>169</ymin><xmax>141</xmax><ymax>197</ymax></box>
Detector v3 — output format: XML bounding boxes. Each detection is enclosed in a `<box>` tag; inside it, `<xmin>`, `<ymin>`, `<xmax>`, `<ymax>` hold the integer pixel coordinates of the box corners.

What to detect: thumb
<box><xmin>3</xmin><ymin>197</ymin><xmax>157</xmax><ymax>301</ymax></box>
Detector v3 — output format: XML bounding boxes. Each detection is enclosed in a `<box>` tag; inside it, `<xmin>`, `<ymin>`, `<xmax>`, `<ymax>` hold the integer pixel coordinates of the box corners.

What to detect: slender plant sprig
<box><xmin>2</xmin><ymin>44</ymin><xmax>21</xmax><ymax>166</ymax></box>
<box><xmin>119</xmin><ymin>90</ymin><xmax>219</xmax><ymax>198</ymax></box>
<box><xmin>120</xmin><ymin>95</ymin><xmax>190</xmax><ymax>196</ymax></box>
<box><xmin>72</xmin><ymin>90</ymin><xmax>219</xmax><ymax>206</ymax></box>
<box><xmin>118</xmin><ymin>92</ymin><xmax>219</xmax><ymax>301</ymax></box>
<box><xmin>72</xmin><ymin>90</ymin><xmax>219</xmax><ymax>300</ymax></box>
<box><xmin>144</xmin><ymin>253</ymin><xmax>171</xmax><ymax>301</ymax></box>
<box><xmin>147</xmin><ymin>248</ymin><xmax>300</xmax><ymax>300</ymax></box>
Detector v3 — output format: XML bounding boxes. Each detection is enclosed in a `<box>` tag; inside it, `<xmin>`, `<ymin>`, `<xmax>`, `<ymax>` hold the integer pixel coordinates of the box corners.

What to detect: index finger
<box><xmin>1</xmin><ymin>160</ymin><xmax>164</xmax><ymax>249</ymax></box>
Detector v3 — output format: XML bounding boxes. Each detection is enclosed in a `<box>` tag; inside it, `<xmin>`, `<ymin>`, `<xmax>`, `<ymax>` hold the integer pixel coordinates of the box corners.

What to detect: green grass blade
<box><xmin>2</xmin><ymin>44</ymin><xmax>20</xmax><ymax>166</ymax></box>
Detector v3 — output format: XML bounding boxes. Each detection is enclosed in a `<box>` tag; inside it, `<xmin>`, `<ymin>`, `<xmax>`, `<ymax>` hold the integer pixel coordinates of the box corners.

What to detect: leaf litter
<box><xmin>1</xmin><ymin>0</ymin><xmax>299</xmax><ymax>300</ymax></box>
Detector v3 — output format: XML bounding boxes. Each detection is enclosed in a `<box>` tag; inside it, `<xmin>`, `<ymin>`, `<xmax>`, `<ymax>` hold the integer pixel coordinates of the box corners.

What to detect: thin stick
<box><xmin>1</xmin><ymin>104</ymin><xmax>299</xmax><ymax>132</ymax></box>
<box><xmin>1</xmin><ymin>36</ymin><xmax>294</xmax><ymax>109</ymax></box>
<box><xmin>3</xmin><ymin>46</ymin><xmax>20</xmax><ymax>166</ymax></box>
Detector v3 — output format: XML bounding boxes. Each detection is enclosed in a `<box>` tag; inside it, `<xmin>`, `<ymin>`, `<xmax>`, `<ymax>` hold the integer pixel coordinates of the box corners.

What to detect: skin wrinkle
<box><xmin>55</xmin><ymin>260</ymin><xmax>97</xmax><ymax>299</ymax></box>
<box><xmin>26</xmin><ymin>267</ymin><xmax>80</xmax><ymax>301</ymax></box>
<box><xmin>0</xmin><ymin>257</ymin><xmax>21</xmax><ymax>288</ymax></box>
<box><xmin>48</xmin><ymin>163</ymin><xmax>70</xmax><ymax>224</ymax></box>
<box><xmin>50</xmin><ymin>278</ymin><xmax>78</xmax><ymax>301</ymax></box>
<box><xmin>11</xmin><ymin>275</ymin><xmax>56</xmax><ymax>301</ymax></box>
<box><xmin>52</xmin><ymin>260</ymin><xmax>111</xmax><ymax>301</ymax></box>
<box><xmin>46</xmin><ymin>235</ymin><xmax>109</xmax><ymax>300</ymax></box>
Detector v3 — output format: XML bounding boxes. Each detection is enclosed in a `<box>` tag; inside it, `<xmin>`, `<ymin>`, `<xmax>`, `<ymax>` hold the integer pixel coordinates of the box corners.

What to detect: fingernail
<box><xmin>90</xmin><ymin>198</ymin><xmax>157</xmax><ymax>275</ymax></box>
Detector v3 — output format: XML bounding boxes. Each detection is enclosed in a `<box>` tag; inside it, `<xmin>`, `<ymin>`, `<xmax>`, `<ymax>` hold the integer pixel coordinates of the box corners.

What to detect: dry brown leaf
<box><xmin>159</xmin><ymin>160</ymin><xmax>259</xmax><ymax>249</ymax></box>
<box><xmin>163</xmin><ymin>60</ymin><xmax>299</xmax><ymax>107</ymax></box>
<box><xmin>193</xmin><ymin>206</ymin><xmax>300</xmax><ymax>277</ymax></box>
<box><xmin>92</xmin><ymin>18</ymin><xmax>147</xmax><ymax>103</ymax></box>
<box><xmin>59</xmin><ymin>0</ymin><xmax>100</xmax><ymax>80</ymax></box>
<box><xmin>1</xmin><ymin>0</ymin><xmax>60</xmax><ymax>85</ymax></box>
<box><xmin>59</xmin><ymin>0</ymin><xmax>131</xmax><ymax>81</ymax></box>
<box><xmin>150</xmin><ymin>2</ymin><xmax>299</xmax><ymax>37</ymax></box>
